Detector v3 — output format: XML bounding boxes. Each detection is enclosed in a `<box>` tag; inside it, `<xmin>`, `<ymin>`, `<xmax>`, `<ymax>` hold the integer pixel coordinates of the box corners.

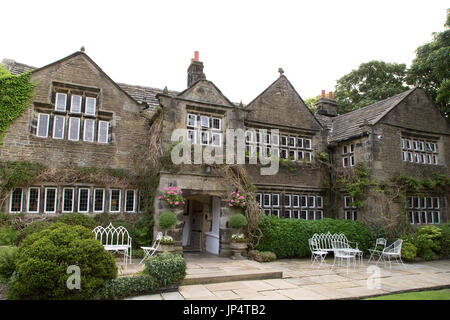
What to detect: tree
<box><xmin>406</xmin><ymin>9</ymin><xmax>450</xmax><ymax>117</ymax></box>
<box><xmin>334</xmin><ymin>60</ymin><xmax>409</xmax><ymax>114</ymax></box>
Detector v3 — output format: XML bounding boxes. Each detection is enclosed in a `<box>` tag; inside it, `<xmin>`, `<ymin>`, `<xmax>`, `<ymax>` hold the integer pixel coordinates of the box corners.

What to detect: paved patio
<box><xmin>126</xmin><ymin>254</ymin><xmax>450</xmax><ymax>300</ymax></box>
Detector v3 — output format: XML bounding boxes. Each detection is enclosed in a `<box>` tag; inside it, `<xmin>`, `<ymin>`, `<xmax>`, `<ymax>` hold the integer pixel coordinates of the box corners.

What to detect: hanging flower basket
<box><xmin>159</xmin><ymin>186</ymin><xmax>185</xmax><ymax>208</ymax></box>
<box><xmin>227</xmin><ymin>191</ymin><xmax>247</xmax><ymax>209</ymax></box>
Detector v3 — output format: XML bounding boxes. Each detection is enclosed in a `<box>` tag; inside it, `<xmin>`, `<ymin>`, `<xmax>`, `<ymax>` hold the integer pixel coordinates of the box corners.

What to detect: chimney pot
<box><xmin>329</xmin><ymin>91</ymin><xmax>333</xmax><ymax>99</ymax></box>
<box><xmin>194</xmin><ymin>51</ymin><xmax>199</xmax><ymax>61</ymax></box>
<box><xmin>321</xmin><ymin>90</ymin><xmax>325</xmax><ymax>98</ymax></box>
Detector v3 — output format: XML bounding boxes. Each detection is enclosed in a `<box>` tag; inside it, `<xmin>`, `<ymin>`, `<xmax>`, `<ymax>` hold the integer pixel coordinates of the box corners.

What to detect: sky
<box><xmin>1</xmin><ymin>0</ymin><xmax>448</xmax><ymax>103</ymax></box>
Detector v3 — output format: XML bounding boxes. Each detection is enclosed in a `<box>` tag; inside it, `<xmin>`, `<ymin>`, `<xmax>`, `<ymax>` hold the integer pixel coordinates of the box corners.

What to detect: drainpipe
<box><xmin>327</xmin><ymin>146</ymin><xmax>335</xmax><ymax>219</ymax></box>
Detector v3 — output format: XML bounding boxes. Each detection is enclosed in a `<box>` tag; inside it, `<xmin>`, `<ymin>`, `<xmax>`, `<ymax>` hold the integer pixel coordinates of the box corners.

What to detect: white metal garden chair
<box><xmin>93</xmin><ymin>223</ymin><xmax>132</xmax><ymax>265</ymax></box>
<box><xmin>308</xmin><ymin>238</ymin><xmax>328</xmax><ymax>267</ymax></box>
<box><xmin>139</xmin><ymin>232</ymin><xmax>163</xmax><ymax>265</ymax></box>
<box><xmin>368</xmin><ymin>238</ymin><xmax>387</xmax><ymax>263</ymax></box>
<box><xmin>331</xmin><ymin>240</ymin><xmax>357</xmax><ymax>273</ymax></box>
<box><xmin>376</xmin><ymin>239</ymin><xmax>405</xmax><ymax>269</ymax></box>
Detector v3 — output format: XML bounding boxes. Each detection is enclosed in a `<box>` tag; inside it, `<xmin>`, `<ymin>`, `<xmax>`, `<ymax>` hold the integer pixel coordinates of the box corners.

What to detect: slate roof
<box><xmin>1</xmin><ymin>59</ymin><xmax>36</xmax><ymax>75</ymax></box>
<box><xmin>328</xmin><ymin>88</ymin><xmax>416</xmax><ymax>143</ymax></box>
<box><xmin>117</xmin><ymin>83</ymin><xmax>178</xmax><ymax>111</ymax></box>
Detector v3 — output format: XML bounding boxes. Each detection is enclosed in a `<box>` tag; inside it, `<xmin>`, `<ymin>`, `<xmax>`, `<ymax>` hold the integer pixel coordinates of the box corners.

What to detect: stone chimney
<box><xmin>315</xmin><ymin>90</ymin><xmax>337</xmax><ymax>117</ymax></box>
<box><xmin>187</xmin><ymin>51</ymin><xmax>206</xmax><ymax>87</ymax></box>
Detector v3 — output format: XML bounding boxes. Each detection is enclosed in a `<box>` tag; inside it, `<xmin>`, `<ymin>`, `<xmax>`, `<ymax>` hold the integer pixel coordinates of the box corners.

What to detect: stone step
<box><xmin>181</xmin><ymin>269</ymin><xmax>283</xmax><ymax>285</ymax></box>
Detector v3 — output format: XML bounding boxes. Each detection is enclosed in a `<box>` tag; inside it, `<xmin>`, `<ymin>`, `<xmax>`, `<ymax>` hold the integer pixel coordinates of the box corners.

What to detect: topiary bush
<box><xmin>229</xmin><ymin>213</ymin><xmax>248</xmax><ymax>229</ymax></box>
<box><xmin>0</xmin><ymin>246</ymin><xmax>18</xmax><ymax>281</ymax></box>
<box><xmin>95</xmin><ymin>275</ymin><xmax>156</xmax><ymax>300</ymax></box>
<box><xmin>54</xmin><ymin>213</ymin><xmax>96</xmax><ymax>230</ymax></box>
<box><xmin>254</xmin><ymin>216</ymin><xmax>373</xmax><ymax>259</ymax></box>
<box><xmin>0</xmin><ymin>226</ymin><xmax>19</xmax><ymax>246</ymax></box>
<box><xmin>158</xmin><ymin>211</ymin><xmax>177</xmax><ymax>234</ymax></box>
<box><xmin>144</xmin><ymin>252</ymin><xmax>186</xmax><ymax>288</ymax></box>
<box><xmin>6</xmin><ymin>223</ymin><xmax>117</xmax><ymax>300</ymax></box>
<box><xmin>401</xmin><ymin>241</ymin><xmax>417</xmax><ymax>262</ymax></box>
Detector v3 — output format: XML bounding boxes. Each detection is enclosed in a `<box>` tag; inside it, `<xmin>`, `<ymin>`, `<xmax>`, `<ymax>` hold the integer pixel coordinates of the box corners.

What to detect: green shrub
<box><xmin>248</xmin><ymin>250</ymin><xmax>277</xmax><ymax>262</ymax></box>
<box><xmin>144</xmin><ymin>252</ymin><xmax>186</xmax><ymax>288</ymax></box>
<box><xmin>95</xmin><ymin>275</ymin><xmax>156</xmax><ymax>300</ymax></box>
<box><xmin>229</xmin><ymin>213</ymin><xmax>248</xmax><ymax>229</ymax></box>
<box><xmin>16</xmin><ymin>220</ymin><xmax>52</xmax><ymax>245</ymax></box>
<box><xmin>417</xmin><ymin>225</ymin><xmax>442</xmax><ymax>253</ymax></box>
<box><xmin>6</xmin><ymin>223</ymin><xmax>117</xmax><ymax>300</ymax></box>
<box><xmin>158</xmin><ymin>211</ymin><xmax>177</xmax><ymax>232</ymax></box>
<box><xmin>0</xmin><ymin>213</ymin><xmax>12</xmax><ymax>227</ymax></box>
<box><xmin>254</xmin><ymin>216</ymin><xmax>372</xmax><ymax>259</ymax></box>
<box><xmin>439</xmin><ymin>223</ymin><xmax>450</xmax><ymax>258</ymax></box>
<box><xmin>404</xmin><ymin>233</ymin><xmax>436</xmax><ymax>261</ymax></box>
<box><xmin>54</xmin><ymin>213</ymin><xmax>96</xmax><ymax>229</ymax></box>
<box><xmin>0</xmin><ymin>226</ymin><xmax>19</xmax><ymax>246</ymax></box>
<box><xmin>0</xmin><ymin>246</ymin><xmax>18</xmax><ymax>281</ymax></box>
<box><xmin>401</xmin><ymin>242</ymin><xmax>417</xmax><ymax>261</ymax></box>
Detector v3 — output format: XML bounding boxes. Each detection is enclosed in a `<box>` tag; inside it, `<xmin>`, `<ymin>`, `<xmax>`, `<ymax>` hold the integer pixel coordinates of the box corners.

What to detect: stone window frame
<box><xmin>9</xmin><ymin>188</ymin><xmax>23</xmax><ymax>213</ymax></box>
<box><xmin>70</xmin><ymin>94</ymin><xmax>83</xmax><ymax>114</ymax></box>
<box><xmin>98</xmin><ymin>120</ymin><xmax>110</xmax><ymax>144</ymax></box>
<box><xmin>44</xmin><ymin>187</ymin><xmax>58</xmax><ymax>214</ymax></box>
<box><xmin>93</xmin><ymin>188</ymin><xmax>105</xmax><ymax>213</ymax></box>
<box><xmin>27</xmin><ymin>187</ymin><xmax>40</xmax><ymax>214</ymax></box>
<box><xmin>62</xmin><ymin>187</ymin><xmax>75</xmax><ymax>213</ymax></box>
<box><xmin>186</xmin><ymin>112</ymin><xmax>223</xmax><ymax>147</ymax></box>
<box><xmin>55</xmin><ymin>92</ymin><xmax>67</xmax><ymax>112</ymax></box>
<box><xmin>83</xmin><ymin>119</ymin><xmax>95</xmax><ymax>142</ymax></box>
<box><xmin>124</xmin><ymin>189</ymin><xmax>137</xmax><ymax>213</ymax></box>
<box><xmin>37</xmin><ymin>113</ymin><xmax>50</xmax><ymax>138</ymax></box>
<box><xmin>109</xmin><ymin>189</ymin><xmax>121</xmax><ymax>213</ymax></box>
<box><xmin>342</xmin><ymin>143</ymin><xmax>355</xmax><ymax>168</ymax></box>
<box><xmin>407</xmin><ymin>195</ymin><xmax>440</xmax><ymax>225</ymax></box>
<box><xmin>52</xmin><ymin>115</ymin><xmax>65</xmax><ymax>139</ymax></box>
<box><xmin>344</xmin><ymin>195</ymin><xmax>357</xmax><ymax>221</ymax></box>
<box><xmin>68</xmin><ymin>117</ymin><xmax>81</xmax><ymax>141</ymax></box>
<box><xmin>78</xmin><ymin>188</ymin><xmax>90</xmax><ymax>213</ymax></box>
<box><xmin>401</xmin><ymin>136</ymin><xmax>439</xmax><ymax>166</ymax></box>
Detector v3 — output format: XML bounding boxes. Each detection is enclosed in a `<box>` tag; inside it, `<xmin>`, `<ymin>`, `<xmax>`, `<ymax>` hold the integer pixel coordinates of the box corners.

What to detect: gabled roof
<box><xmin>118</xmin><ymin>83</ymin><xmax>178</xmax><ymax>111</ymax></box>
<box><xmin>1</xmin><ymin>59</ymin><xmax>36</xmax><ymax>75</ymax></box>
<box><xmin>329</xmin><ymin>88</ymin><xmax>416</xmax><ymax>143</ymax></box>
<box><xmin>176</xmin><ymin>79</ymin><xmax>235</xmax><ymax>108</ymax></box>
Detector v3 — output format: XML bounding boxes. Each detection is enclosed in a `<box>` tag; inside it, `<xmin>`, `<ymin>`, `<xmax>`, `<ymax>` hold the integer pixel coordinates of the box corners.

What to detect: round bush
<box><xmin>54</xmin><ymin>213</ymin><xmax>96</xmax><ymax>229</ymax></box>
<box><xmin>144</xmin><ymin>252</ymin><xmax>186</xmax><ymax>287</ymax></box>
<box><xmin>158</xmin><ymin>211</ymin><xmax>177</xmax><ymax>231</ymax></box>
<box><xmin>0</xmin><ymin>246</ymin><xmax>18</xmax><ymax>281</ymax></box>
<box><xmin>16</xmin><ymin>220</ymin><xmax>52</xmax><ymax>245</ymax></box>
<box><xmin>401</xmin><ymin>242</ymin><xmax>417</xmax><ymax>261</ymax></box>
<box><xmin>6</xmin><ymin>223</ymin><xmax>117</xmax><ymax>300</ymax></box>
<box><xmin>229</xmin><ymin>213</ymin><xmax>248</xmax><ymax>229</ymax></box>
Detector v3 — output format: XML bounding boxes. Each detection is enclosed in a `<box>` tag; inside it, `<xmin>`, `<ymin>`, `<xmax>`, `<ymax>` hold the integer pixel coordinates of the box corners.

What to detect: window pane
<box><xmin>187</xmin><ymin>114</ymin><xmax>197</xmax><ymax>127</ymax></box>
<box><xmin>292</xmin><ymin>195</ymin><xmax>299</xmax><ymax>207</ymax></box>
<box><xmin>85</xmin><ymin>97</ymin><xmax>96</xmax><ymax>115</ymax></box>
<box><xmin>69</xmin><ymin>117</ymin><xmax>80</xmax><ymax>141</ymax></box>
<box><xmin>55</xmin><ymin>93</ymin><xmax>67</xmax><ymax>112</ymax></box>
<box><xmin>272</xmin><ymin>194</ymin><xmax>279</xmax><ymax>207</ymax></box>
<box><xmin>94</xmin><ymin>189</ymin><xmax>104</xmax><ymax>212</ymax></box>
<box><xmin>200</xmin><ymin>116</ymin><xmax>209</xmax><ymax>128</ymax></box>
<box><xmin>110</xmin><ymin>190</ymin><xmax>121</xmax><ymax>212</ymax></box>
<box><xmin>71</xmin><ymin>95</ymin><xmax>82</xmax><ymax>113</ymax></box>
<box><xmin>28</xmin><ymin>188</ymin><xmax>40</xmax><ymax>213</ymax></box>
<box><xmin>53</xmin><ymin>116</ymin><xmax>65</xmax><ymax>139</ymax></box>
<box><xmin>98</xmin><ymin>121</ymin><xmax>109</xmax><ymax>143</ymax></box>
<box><xmin>63</xmin><ymin>188</ymin><xmax>74</xmax><ymax>212</ymax></box>
<box><xmin>304</xmin><ymin>139</ymin><xmax>311</xmax><ymax>149</ymax></box>
<box><xmin>10</xmin><ymin>188</ymin><xmax>23</xmax><ymax>212</ymax></box>
<box><xmin>37</xmin><ymin>114</ymin><xmax>49</xmax><ymax>138</ymax></box>
<box><xmin>212</xmin><ymin>118</ymin><xmax>221</xmax><ymax>130</ymax></box>
<box><xmin>83</xmin><ymin>119</ymin><xmax>95</xmax><ymax>142</ymax></box>
<box><xmin>125</xmin><ymin>190</ymin><xmax>135</xmax><ymax>212</ymax></box>
<box><xmin>211</xmin><ymin>133</ymin><xmax>221</xmax><ymax>146</ymax></box>
<box><xmin>301</xmin><ymin>195</ymin><xmax>307</xmax><ymax>208</ymax></box>
<box><xmin>78</xmin><ymin>188</ymin><xmax>89</xmax><ymax>212</ymax></box>
<box><xmin>45</xmin><ymin>188</ymin><xmax>57</xmax><ymax>213</ymax></box>
<box><xmin>284</xmin><ymin>194</ymin><xmax>291</xmax><ymax>207</ymax></box>
<box><xmin>263</xmin><ymin>194</ymin><xmax>271</xmax><ymax>207</ymax></box>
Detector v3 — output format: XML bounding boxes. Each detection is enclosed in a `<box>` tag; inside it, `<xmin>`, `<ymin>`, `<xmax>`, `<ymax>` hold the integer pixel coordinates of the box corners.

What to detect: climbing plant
<box><xmin>0</xmin><ymin>66</ymin><xmax>34</xmax><ymax>144</ymax></box>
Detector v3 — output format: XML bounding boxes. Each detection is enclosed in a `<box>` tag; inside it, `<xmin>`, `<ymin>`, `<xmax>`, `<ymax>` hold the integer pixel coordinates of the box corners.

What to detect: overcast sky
<box><xmin>1</xmin><ymin>0</ymin><xmax>448</xmax><ymax>103</ymax></box>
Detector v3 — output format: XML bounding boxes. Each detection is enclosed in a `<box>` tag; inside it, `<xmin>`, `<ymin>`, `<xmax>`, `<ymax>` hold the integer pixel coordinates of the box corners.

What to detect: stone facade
<box><xmin>1</xmin><ymin>51</ymin><xmax>449</xmax><ymax>257</ymax></box>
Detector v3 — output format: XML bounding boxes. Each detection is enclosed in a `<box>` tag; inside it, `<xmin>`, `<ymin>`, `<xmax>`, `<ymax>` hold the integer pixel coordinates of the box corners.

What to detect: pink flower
<box><xmin>173</xmin><ymin>192</ymin><xmax>177</xmax><ymax>195</ymax></box>
<box><xmin>231</xmin><ymin>200</ymin><xmax>234</xmax><ymax>202</ymax></box>
<box><xmin>232</xmin><ymin>191</ymin><xmax>236</xmax><ymax>194</ymax></box>
<box><xmin>183</xmin><ymin>201</ymin><xmax>185</xmax><ymax>204</ymax></box>
<box><xmin>236</xmin><ymin>201</ymin><xmax>240</xmax><ymax>203</ymax></box>
<box><xmin>164</xmin><ymin>187</ymin><xmax>169</xmax><ymax>191</ymax></box>
<box><xmin>179</xmin><ymin>191</ymin><xmax>183</xmax><ymax>194</ymax></box>
<box><xmin>166</xmin><ymin>198</ymin><xmax>170</xmax><ymax>201</ymax></box>
<box><xmin>243</xmin><ymin>202</ymin><xmax>246</xmax><ymax>205</ymax></box>
<box><xmin>170</xmin><ymin>202</ymin><xmax>173</xmax><ymax>205</ymax></box>
<box><xmin>175</xmin><ymin>201</ymin><xmax>179</xmax><ymax>205</ymax></box>
<box><xmin>240</xmin><ymin>196</ymin><xmax>244</xmax><ymax>199</ymax></box>
<box><xmin>236</xmin><ymin>194</ymin><xmax>240</xmax><ymax>197</ymax></box>
<box><xmin>229</xmin><ymin>204</ymin><xmax>233</xmax><ymax>207</ymax></box>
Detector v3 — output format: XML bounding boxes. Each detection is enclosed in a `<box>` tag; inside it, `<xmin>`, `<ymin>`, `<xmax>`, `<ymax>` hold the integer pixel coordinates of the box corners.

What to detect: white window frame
<box><xmin>200</xmin><ymin>115</ymin><xmax>210</xmax><ymax>128</ymax></box>
<box><xmin>317</xmin><ymin>196</ymin><xmax>323</xmax><ymax>208</ymax></box>
<box><xmin>292</xmin><ymin>195</ymin><xmax>300</xmax><ymax>208</ymax></box>
<box><xmin>55</xmin><ymin>92</ymin><xmax>67</xmax><ymax>112</ymax></box>
<box><xmin>187</xmin><ymin>129</ymin><xmax>197</xmax><ymax>144</ymax></box>
<box><xmin>281</xmin><ymin>136</ymin><xmax>288</xmax><ymax>146</ymax></box>
<box><xmin>52</xmin><ymin>115</ymin><xmax>65</xmax><ymax>139</ymax></box>
<box><xmin>9</xmin><ymin>188</ymin><xmax>23</xmax><ymax>213</ymax></box>
<box><xmin>289</xmin><ymin>150</ymin><xmax>296</xmax><ymax>161</ymax></box>
<box><xmin>200</xmin><ymin>131</ymin><xmax>210</xmax><ymax>145</ymax></box>
<box><xmin>83</xmin><ymin>119</ymin><xmax>95</xmax><ymax>142</ymax></box>
<box><xmin>98</xmin><ymin>120</ymin><xmax>109</xmax><ymax>144</ymax></box>
<box><xmin>187</xmin><ymin>114</ymin><xmax>197</xmax><ymax>127</ymax></box>
<box><xmin>78</xmin><ymin>188</ymin><xmax>90</xmax><ymax>213</ymax></box>
<box><xmin>284</xmin><ymin>194</ymin><xmax>291</xmax><ymax>207</ymax></box>
<box><xmin>264</xmin><ymin>133</ymin><xmax>271</xmax><ymax>145</ymax></box>
<box><xmin>272</xmin><ymin>209</ymin><xmax>280</xmax><ymax>218</ymax></box>
<box><xmin>304</xmin><ymin>139</ymin><xmax>312</xmax><ymax>150</ymax></box>
<box><xmin>85</xmin><ymin>97</ymin><xmax>97</xmax><ymax>116</ymax></box>
<box><xmin>256</xmin><ymin>193</ymin><xmax>262</xmax><ymax>207</ymax></box>
<box><xmin>211</xmin><ymin>132</ymin><xmax>222</xmax><ymax>147</ymax></box>
<box><xmin>109</xmin><ymin>189</ymin><xmax>121</xmax><ymax>213</ymax></box>
<box><xmin>285</xmin><ymin>209</ymin><xmax>292</xmax><ymax>219</ymax></box>
<box><xmin>37</xmin><ymin>113</ymin><xmax>50</xmax><ymax>138</ymax></box>
<box><xmin>272</xmin><ymin>134</ymin><xmax>279</xmax><ymax>146</ymax></box>
<box><xmin>297</xmin><ymin>138</ymin><xmax>303</xmax><ymax>149</ymax></box>
<box><xmin>27</xmin><ymin>187</ymin><xmax>40</xmax><ymax>213</ymax></box>
<box><xmin>263</xmin><ymin>193</ymin><xmax>271</xmax><ymax>207</ymax></box>
<box><xmin>434</xmin><ymin>212</ymin><xmax>440</xmax><ymax>224</ymax></box>
<box><xmin>125</xmin><ymin>189</ymin><xmax>136</xmax><ymax>213</ymax></box>
<box><xmin>212</xmin><ymin>117</ymin><xmax>221</xmax><ymax>130</ymax></box>
<box><xmin>272</xmin><ymin>194</ymin><xmax>280</xmax><ymax>207</ymax></box>
<box><xmin>280</xmin><ymin>149</ymin><xmax>288</xmax><ymax>159</ymax></box>
<box><xmin>62</xmin><ymin>187</ymin><xmax>75</xmax><ymax>213</ymax></box>
<box><xmin>44</xmin><ymin>187</ymin><xmax>58</xmax><ymax>214</ymax></box>
<box><xmin>93</xmin><ymin>188</ymin><xmax>105</xmax><ymax>213</ymax></box>
<box><xmin>245</xmin><ymin>130</ymin><xmax>254</xmax><ymax>143</ymax></box>
<box><xmin>70</xmin><ymin>94</ymin><xmax>82</xmax><ymax>113</ymax></box>
<box><xmin>68</xmin><ymin>117</ymin><xmax>80</xmax><ymax>141</ymax></box>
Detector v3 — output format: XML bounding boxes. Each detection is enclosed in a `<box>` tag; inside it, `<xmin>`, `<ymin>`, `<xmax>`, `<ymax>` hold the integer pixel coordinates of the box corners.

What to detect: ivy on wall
<box><xmin>0</xmin><ymin>66</ymin><xmax>34</xmax><ymax>144</ymax></box>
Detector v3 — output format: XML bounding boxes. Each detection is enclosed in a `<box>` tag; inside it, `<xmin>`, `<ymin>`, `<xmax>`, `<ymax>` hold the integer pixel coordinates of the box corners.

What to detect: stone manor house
<box><xmin>1</xmin><ymin>50</ymin><xmax>449</xmax><ymax>256</ymax></box>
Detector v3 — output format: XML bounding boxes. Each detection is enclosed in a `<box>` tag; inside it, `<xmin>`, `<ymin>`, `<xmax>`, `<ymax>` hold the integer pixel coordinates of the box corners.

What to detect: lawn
<box><xmin>365</xmin><ymin>289</ymin><xmax>450</xmax><ymax>300</ymax></box>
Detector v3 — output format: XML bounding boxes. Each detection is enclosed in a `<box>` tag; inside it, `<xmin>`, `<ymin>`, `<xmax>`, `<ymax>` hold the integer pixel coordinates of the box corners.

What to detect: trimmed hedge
<box><xmin>144</xmin><ymin>252</ymin><xmax>186</xmax><ymax>288</ymax></box>
<box><xmin>54</xmin><ymin>213</ymin><xmax>96</xmax><ymax>229</ymax></box>
<box><xmin>254</xmin><ymin>216</ymin><xmax>373</xmax><ymax>259</ymax></box>
<box><xmin>95</xmin><ymin>275</ymin><xmax>156</xmax><ymax>300</ymax></box>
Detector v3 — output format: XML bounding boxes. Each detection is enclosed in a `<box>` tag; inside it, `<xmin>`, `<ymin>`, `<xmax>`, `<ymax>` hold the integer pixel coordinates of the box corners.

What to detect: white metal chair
<box><xmin>93</xmin><ymin>223</ymin><xmax>132</xmax><ymax>265</ymax></box>
<box><xmin>308</xmin><ymin>238</ymin><xmax>328</xmax><ymax>267</ymax></box>
<box><xmin>139</xmin><ymin>232</ymin><xmax>163</xmax><ymax>265</ymax></box>
<box><xmin>331</xmin><ymin>240</ymin><xmax>357</xmax><ymax>273</ymax></box>
<box><xmin>368</xmin><ymin>238</ymin><xmax>387</xmax><ymax>263</ymax></box>
<box><xmin>377</xmin><ymin>239</ymin><xmax>405</xmax><ymax>269</ymax></box>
